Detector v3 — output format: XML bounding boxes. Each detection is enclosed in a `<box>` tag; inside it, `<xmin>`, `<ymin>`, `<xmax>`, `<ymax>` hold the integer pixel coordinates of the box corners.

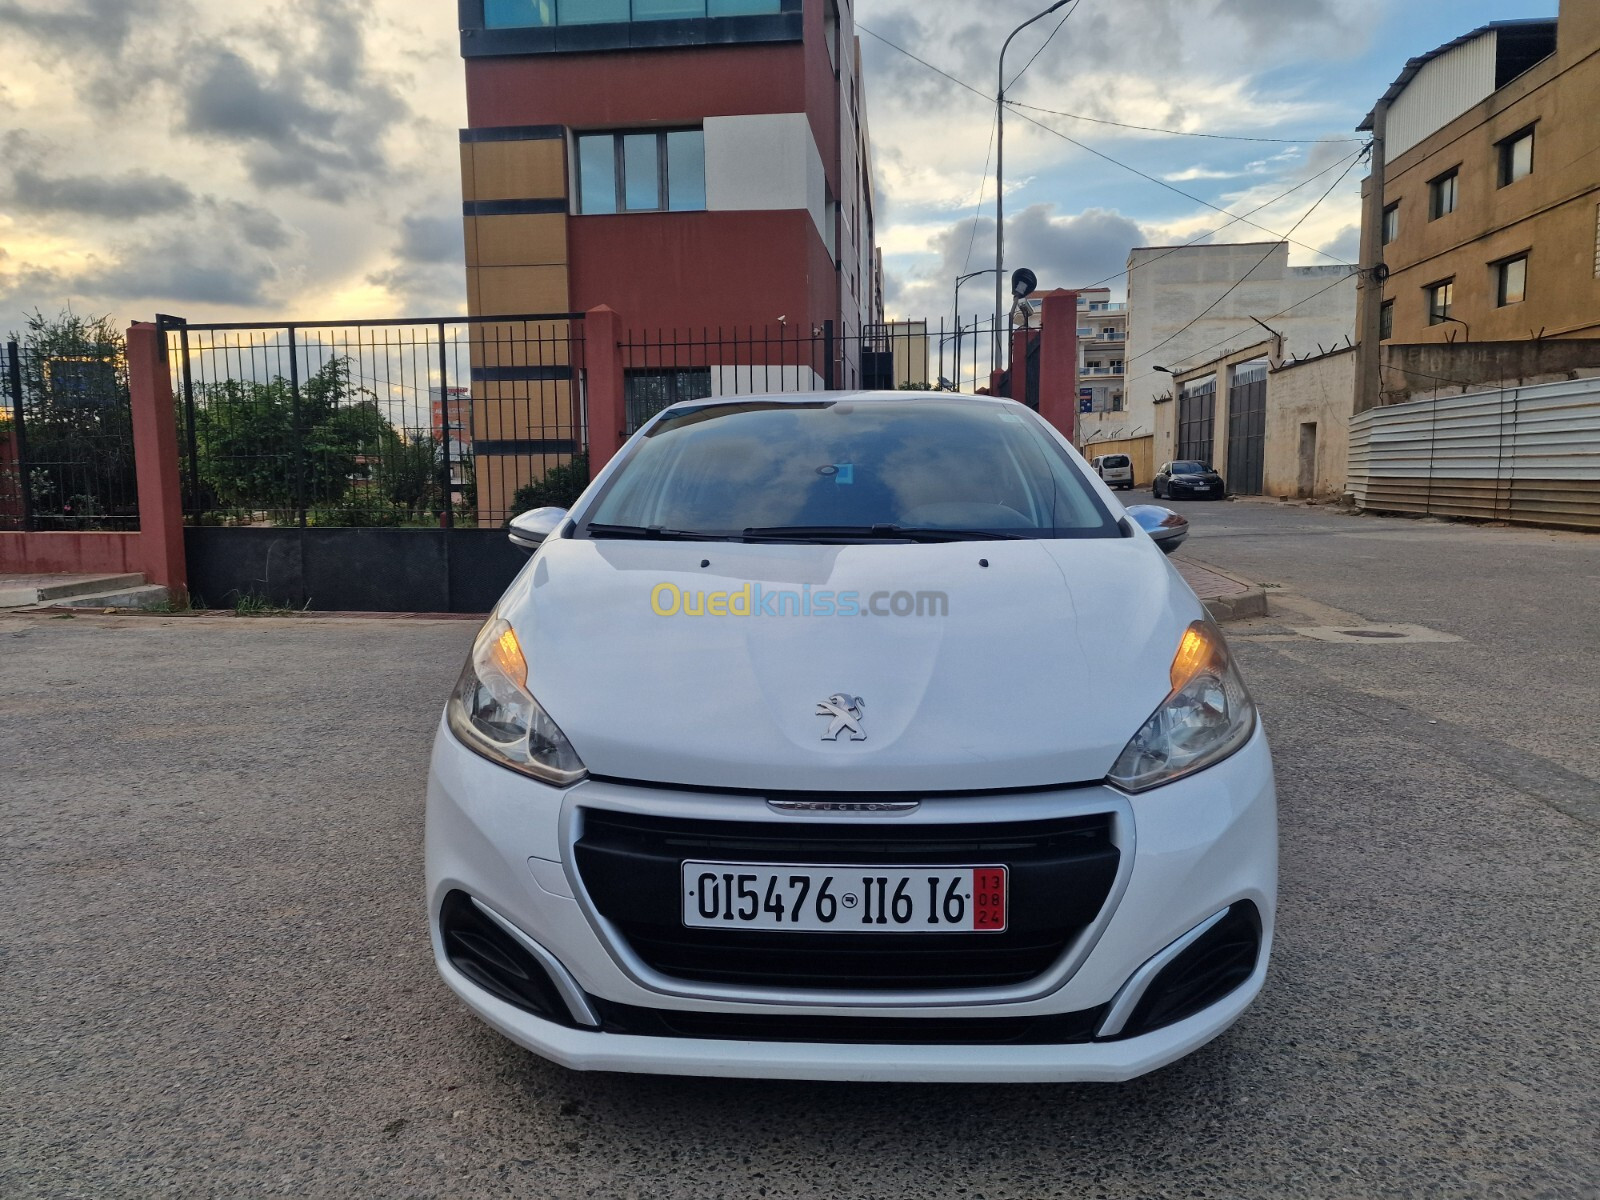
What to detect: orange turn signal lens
<box><xmin>487</xmin><ymin>623</ymin><xmax>528</xmax><ymax>689</ymax></box>
<box><xmin>1170</xmin><ymin>622</ymin><xmax>1222</xmax><ymax>691</ymax></box>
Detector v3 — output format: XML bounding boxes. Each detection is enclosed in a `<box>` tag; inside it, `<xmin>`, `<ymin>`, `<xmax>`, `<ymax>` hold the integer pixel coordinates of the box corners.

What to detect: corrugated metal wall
<box><xmin>1349</xmin><ymin>377</ymin><xmax>1600</xmax><ymax>529</ymax></box>
<box><xmin>1386</xmin><ymin>30</ymin><xmax>1498</xmax><ymax>161</ymax></box>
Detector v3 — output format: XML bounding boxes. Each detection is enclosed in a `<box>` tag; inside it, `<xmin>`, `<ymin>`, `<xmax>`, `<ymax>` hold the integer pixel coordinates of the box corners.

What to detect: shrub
<box><xmin>510</xmin><ymin>453</ymin><xmax>589</xmax><ymax>519</ymax></box>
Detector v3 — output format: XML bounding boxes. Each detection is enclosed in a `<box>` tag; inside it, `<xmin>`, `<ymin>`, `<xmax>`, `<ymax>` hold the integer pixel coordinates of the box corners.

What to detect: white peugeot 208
<box><xmin>425</xmin><ymin>391</ymin><xmax>1276</xmax><ymax>1083</ymax></box>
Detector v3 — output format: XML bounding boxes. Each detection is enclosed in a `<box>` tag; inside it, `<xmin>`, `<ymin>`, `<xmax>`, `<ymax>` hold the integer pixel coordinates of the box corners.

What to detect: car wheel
<box><xmin>1153</xmin><ymin>481</ymin><xmax>1163</xmax><ymax>499</ymax></box>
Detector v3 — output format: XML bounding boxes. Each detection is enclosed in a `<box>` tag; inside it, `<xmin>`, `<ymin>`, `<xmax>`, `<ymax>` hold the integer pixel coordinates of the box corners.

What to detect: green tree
<box><xmin>510</xmin><ymin>452</ymin><xmax>589</xmax><ymax>519</ymax></box>
<box><xmin>193</xmin><ymin>356</ymin><xmax>395</xmax><ymax>522</ymax></box>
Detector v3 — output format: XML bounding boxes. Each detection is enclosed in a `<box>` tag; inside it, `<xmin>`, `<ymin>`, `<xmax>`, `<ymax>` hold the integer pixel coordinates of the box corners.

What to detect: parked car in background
<box><xmin>1153</xmin><ymin>461</ymin><xmax>1226</xmax><ymax>500</ymax></box>
<box><xmin>426</xmin><ymin>391</ymin><xmax>1275</xmax><ymax>1084</ymax></box>
<box><xmin>1092</xmin><ymin>453</ymin><xmax>1135</xmax><ymax>490</ymax></box>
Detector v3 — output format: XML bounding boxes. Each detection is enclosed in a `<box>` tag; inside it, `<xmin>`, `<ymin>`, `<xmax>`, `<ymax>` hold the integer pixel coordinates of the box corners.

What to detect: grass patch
<box><xmin>229</xmin><ymin>590</ymin><xmax>307</xmax><ymax>617</ymax></box>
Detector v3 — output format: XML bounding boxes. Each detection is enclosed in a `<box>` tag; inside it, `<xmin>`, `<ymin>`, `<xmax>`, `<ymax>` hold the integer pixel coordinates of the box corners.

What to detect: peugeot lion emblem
<box><xmin>816</xmin><ymin>693</ymin><xmax>867</xmax><ymax>742</ymax></box>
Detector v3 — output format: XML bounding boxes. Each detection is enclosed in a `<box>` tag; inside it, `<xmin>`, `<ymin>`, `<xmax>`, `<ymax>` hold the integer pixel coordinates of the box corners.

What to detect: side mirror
<box><xmin>1125</xmin><ymin>504</ymin><xmax>1189</xmax><ymax>556</ymax></box>
<box><xmin>508</xmin><ymin>507</ymin><xmax>569</xmax><ymax>552</ymax></box>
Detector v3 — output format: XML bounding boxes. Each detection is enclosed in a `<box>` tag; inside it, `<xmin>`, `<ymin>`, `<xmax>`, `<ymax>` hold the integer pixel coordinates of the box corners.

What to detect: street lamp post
<box><xmin>996</xmin><ymin>1</ymin><xmax>1070</xmax><ymax>365</ymax></box>
<box><xmin>953</xmin><ymin>268</ymin><xmax>999</xmax><ymax>390</ymax></box>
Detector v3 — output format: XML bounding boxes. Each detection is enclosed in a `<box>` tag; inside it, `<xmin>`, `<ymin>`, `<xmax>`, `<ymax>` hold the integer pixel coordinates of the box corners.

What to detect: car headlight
<box><xmin>446</xmin><ymin>617</ymin><xmax>587</xmax><ymax>787</ymax></box>
<box><xmin>1107</xmin><ymin>621</ymin><xmax>1256</xmax><ymax>793</ymax></box>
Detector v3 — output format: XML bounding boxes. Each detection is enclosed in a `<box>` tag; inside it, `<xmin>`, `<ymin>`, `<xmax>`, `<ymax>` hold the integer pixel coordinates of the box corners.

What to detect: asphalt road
<box><xmin>3</xmin><ymin>501</ymin><xmax>1598</xmax><ymax>1199</ymax></box>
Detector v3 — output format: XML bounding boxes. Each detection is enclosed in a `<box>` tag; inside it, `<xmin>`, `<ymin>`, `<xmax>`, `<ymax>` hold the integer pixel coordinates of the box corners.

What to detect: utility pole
<box><xmin>1354</xmin><ymin>103</ymin><xmax>1388</xmax><ymax>413</ymax></box>
<box><xmin>996</xmin><ymin>2</ymin><xmax>1070</xmax><ymax>368</ymax></box>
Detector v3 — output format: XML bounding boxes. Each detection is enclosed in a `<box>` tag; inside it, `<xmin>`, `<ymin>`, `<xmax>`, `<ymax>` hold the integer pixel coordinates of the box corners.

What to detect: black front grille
<box><xmin>574</xmin><ymin>809</ymin><xmax>1120</xmax><ymax>992</ymax></box>
<box><xmin>592</xmin><ymin>998</ymin><xmax>1107</xmax><ymax>1045</ymax></box>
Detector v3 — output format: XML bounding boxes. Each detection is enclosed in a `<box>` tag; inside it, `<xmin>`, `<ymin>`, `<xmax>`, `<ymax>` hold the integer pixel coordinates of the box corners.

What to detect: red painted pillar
<box><xmin>1009</xmin><ymin>328</ymin><xmax>1030</xmax><ymax>404</ymax></box>
<box><xmin>583</xmin><ymin>306</ymin><xmax>627</xmax><ymax>472</ymax></box>
<box><xmin>125</xmin><ymin>323</ymin><xmax>187</xmax><ymax>598</ymax></box>
<box><xmin>1039</xmin><ymin>290</ymin><xmax>1080</xmax><ymax>443</ymax></box>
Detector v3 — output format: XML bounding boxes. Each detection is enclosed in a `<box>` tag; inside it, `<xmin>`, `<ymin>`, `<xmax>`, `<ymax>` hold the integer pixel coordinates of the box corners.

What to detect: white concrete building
<box><xmin>1120</xmin><ymin>243</ymin><xmax>1358</xmax><ymax>441</ymax></box>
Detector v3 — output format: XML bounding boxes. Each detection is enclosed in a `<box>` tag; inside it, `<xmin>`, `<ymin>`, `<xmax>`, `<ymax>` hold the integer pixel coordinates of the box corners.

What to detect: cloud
<box><xmin>0</xmin><ymin>0</ymin><xmax>172</xmax><ymax>111</ymax></box>
<box><xmin>886</xmin><ymin>205</ymin><xmax>1149</xmax><ymax>318</ymax></box>
<box><xmin>365</xmin><ymin>210</ymin><xmax>467</xmax><ymax>313</ymax></box>
<box><xmin>395</xmin><ymin>214</ymin><xmax>464</xmax><ymax>265</ymax></box>
<box><xmin>1163</xmin><ymin>166</ymin><xmax>1244</xmax><ymax>183</ymax></box>
<box><xmin>176</xmin><ymin>1</ymin><xmax>409</xmax><ymax>202</ymax></box>
<box><xmin>70</xmin><ymin>231</ymin><xmax>282</xmax><ymax>308</ymax></box>
<box><xmin>1317</xmin><ymin>223</ymin><xmax>1361</xmax><ymax>266</ymax></box>
<box><xmin>6</xmin><ymin>166</ymin><xmax>194</xmax><ymax>219</ymax></box>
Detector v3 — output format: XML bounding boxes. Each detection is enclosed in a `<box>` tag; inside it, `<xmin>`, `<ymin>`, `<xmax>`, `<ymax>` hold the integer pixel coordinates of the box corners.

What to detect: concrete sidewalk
<box><xmin>1173</xmin><ymin>555</ymin><xmax>1268</xmax><ymax>622</ymax></box>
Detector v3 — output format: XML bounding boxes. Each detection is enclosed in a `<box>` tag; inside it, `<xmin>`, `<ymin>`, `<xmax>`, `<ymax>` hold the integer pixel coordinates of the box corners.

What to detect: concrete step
<box><xmin>52</xmin><ymin>584</ymin><xmax>172</xmax><ymax>611</ymax></box>
<box><xmin>0</xmin><ymin>573</ymin><xmax>147</xmax><ymax>608</ymax></box>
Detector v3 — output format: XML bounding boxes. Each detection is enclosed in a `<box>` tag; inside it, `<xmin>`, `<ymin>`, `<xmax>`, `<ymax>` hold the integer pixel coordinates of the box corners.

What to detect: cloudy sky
<box><xmin>0</xmin><ymin>0</ymin><xmax>1557</xmax><ymax>332</ymax></box>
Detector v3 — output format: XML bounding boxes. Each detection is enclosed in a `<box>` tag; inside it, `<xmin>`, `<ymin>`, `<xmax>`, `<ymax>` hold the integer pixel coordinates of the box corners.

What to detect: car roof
<box><xmin>658</xmin><ymin>389</ymin><xmax>1017</xmax><ymax>417</ymax></box>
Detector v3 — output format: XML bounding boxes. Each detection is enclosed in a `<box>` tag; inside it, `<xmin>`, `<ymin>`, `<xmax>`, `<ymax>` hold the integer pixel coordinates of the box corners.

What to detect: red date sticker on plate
<box><xmin>972</xmin><ymin>868</ymin><xmax>1007</xmax><ymax>930</ymax></box>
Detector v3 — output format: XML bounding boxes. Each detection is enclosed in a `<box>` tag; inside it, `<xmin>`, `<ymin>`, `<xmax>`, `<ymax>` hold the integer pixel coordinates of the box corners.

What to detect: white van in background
<box><xmin>1093</xmin><ymin>453</ymin><xmax>1135</xmax><ymax>490</ymax></box>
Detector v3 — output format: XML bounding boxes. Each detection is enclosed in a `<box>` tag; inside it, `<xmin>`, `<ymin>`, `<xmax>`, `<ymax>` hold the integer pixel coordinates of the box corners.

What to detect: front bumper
<box><xmin>1167</xmin><ymin>480</ymin><xmax>1223</xmax><ymax>497</ymax></box>
<box><xmin>425</xmin><ymin>722</ymin><xmax>1277</xmax><ymax>1082</ymax></box>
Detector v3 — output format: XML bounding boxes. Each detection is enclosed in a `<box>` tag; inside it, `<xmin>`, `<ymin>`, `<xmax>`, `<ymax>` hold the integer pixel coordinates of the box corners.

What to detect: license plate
<box><xmin>682</xmin><ymin>863</ymin><xmax>1007</xmax><ymax>933</ymax></box>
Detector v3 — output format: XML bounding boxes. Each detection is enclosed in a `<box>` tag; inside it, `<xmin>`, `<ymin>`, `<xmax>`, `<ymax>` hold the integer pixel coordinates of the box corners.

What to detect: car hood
<box><xmin>496</xmin><ymin>535</ymin><xmax>1204</xmax><ymax>792</ymax></box>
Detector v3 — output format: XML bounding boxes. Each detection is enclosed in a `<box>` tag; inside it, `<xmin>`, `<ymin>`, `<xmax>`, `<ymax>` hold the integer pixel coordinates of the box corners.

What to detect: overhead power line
<box><xmin>855</xmin><ymin>22</ymin><xmax>1364</xmax><ymax>267</ymax></box>
<box><xmin>1127</xmin><ymin>148</ymin><xmax>1369</xmax><ymax>367</ymax></box>
<box><xmin>1005</xmin><ymin>101</ymin><xmax>1367</xmax><ymax>145</ymax></box>
<box><xmin>962</xmin><ymin>111</ymin><xmax>999</xmax><ymax>272</ymax></box>
<box><xmin>1122</xmin><ymin>271</ymin><xmax>1358</xmax><ymax>395</ymax></box>
<box><xmin>1076</xmin><ymin>145</ymin><xmax>1367</xmax><ymax>290</ymax></box>
<box><xmin>1008</xmin><ymin>107</ymin><xmax>1360</xmax><ymax>266</ymax></box>
<box><xmin>1005</xmin><ymin>0</ymin><xmax>1082</xmax><ymax>90</ymax></box>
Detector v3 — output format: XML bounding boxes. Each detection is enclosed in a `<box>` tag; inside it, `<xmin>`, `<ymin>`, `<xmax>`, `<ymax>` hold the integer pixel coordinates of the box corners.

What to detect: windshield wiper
<box><xmin>741</xmin><ymin>524</ymin><xmax>1029</xmax><ymax>543</ymax></box>
<box><xmin>584</xmin><ymin>523</ymin><xmax>735</xmax><ymax>542</ymax></box>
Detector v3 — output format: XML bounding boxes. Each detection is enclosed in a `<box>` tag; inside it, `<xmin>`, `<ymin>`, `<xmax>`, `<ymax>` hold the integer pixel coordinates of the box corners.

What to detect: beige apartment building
<box><xmin>1362</xmin><ymin>0</ymin><xmax>1600</xmax><ymax>347</ymax></box>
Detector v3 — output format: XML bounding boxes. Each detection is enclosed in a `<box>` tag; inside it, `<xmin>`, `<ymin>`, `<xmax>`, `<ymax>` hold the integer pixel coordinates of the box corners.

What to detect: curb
<box><xmin>1174</xmin><ymin>556</ymin><xmax>1270</xmax><ymax>624</ymax></box>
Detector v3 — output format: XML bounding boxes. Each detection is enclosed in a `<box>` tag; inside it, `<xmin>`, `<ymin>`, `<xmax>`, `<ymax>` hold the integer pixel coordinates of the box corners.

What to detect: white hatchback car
<box><xmin>426</xmin><ymin>391</ymin><xmax>1276</xmax><ymax>1083</ymax></box>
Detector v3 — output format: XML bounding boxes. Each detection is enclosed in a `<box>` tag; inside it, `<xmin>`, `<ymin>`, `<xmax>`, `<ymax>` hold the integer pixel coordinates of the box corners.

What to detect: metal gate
<box><xmin>164</xmin><ymin>313</ymin><xmax>585</xmax><ymax>613</ymax></box>
<box><xmin>1177</xmin><ymin>377</ymin><xmax>1216</xmax><ymax>465</ymax></box>
<box><xmin>1226</xmin><ymin>361</ymin><xmax>1267</xmax><ymax>495</ymax></box>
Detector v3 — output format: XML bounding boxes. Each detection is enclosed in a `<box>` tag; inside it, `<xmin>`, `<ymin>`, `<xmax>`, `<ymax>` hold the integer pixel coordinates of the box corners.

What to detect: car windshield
<box><xmin>1103</xmin><ymin>456</ymin><xmax>1129</xmax><ymax>468</ymax></box>
<box><xmin>581</xmin><ymin>398</ymin><xmax>1120</xmax><ymax>541</ymax></box>
<box><xmin>1171</xmin><ymin>461</ymin><xmax>1211</xmax><ymax>474</ymax></box>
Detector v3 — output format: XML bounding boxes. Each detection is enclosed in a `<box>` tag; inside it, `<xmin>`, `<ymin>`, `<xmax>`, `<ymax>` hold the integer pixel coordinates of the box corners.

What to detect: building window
<box><xmin>1495</xmin><ymin>254</ymin><xmax>1528</xmax><ymax>306</ymax></box>
<box><xmin>486</xmin><ymin>0</ymin><xmax>780</xmax><ymax>27</ymax></box>
<box><xmin>1382</xmin><ymin>202</ymin><xmax>1399</xmax><ymax>245</ymax></box>
<box><xmin>1498</xmin><ymin>126</ymin><xmax>1535</xmax><ymax>187</ymax></box>
<box><xmin>576</xmin><ymin>129</ymin><xmax>705</xmax><ymax>215</ymax></box>
<box><xmin>1379</xmin><ymin>300</ymin><xmax>1393</xmax><ymax>340</ymax></box>
<box><xmin>824</xmin><ymin>0</ymin><xmax>840</xmax><ymax>70</ymax></box>
<box><xmin>1428</xmin><ymin>169</ymin><xmax>1458</xmax><ymax>220</ymax></box>
<box><xmin>1426</xmin><ymin>279</ymin><xmax>1455</xmax><ymax>326</ymax></box>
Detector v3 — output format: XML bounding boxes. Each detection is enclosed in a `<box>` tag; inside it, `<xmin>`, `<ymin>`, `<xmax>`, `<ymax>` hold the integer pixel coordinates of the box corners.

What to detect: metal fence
<box><xmin>1349</xmin><ymin>376</ymin><xmax>1600</xmax><ymax>530</ymax></box>
<box><xmin>619</xmin><ymin>316</ymin><xmax>1010</xmax><ymax>433</ymax></box>
<box><xmin>1</xmin><ymin>339</ymin><xmax>139</xmax><ymax>532</ymax></box>
<box><xmin>164</xmin><ymin>314</ymin><xmax>585</xmax><ymax>529</ymax></box>
<box><xmin>159</xmin><ymin>313</ymin><xmax>1014</xmax><ymax>532</ymax></box>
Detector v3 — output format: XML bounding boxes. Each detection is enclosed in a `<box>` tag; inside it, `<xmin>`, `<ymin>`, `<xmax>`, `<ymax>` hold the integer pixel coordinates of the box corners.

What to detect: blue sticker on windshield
<box><xmin>835</xmin><ymin>464</ymin><xmax>854</xmax><ymax>485</ymax></box>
